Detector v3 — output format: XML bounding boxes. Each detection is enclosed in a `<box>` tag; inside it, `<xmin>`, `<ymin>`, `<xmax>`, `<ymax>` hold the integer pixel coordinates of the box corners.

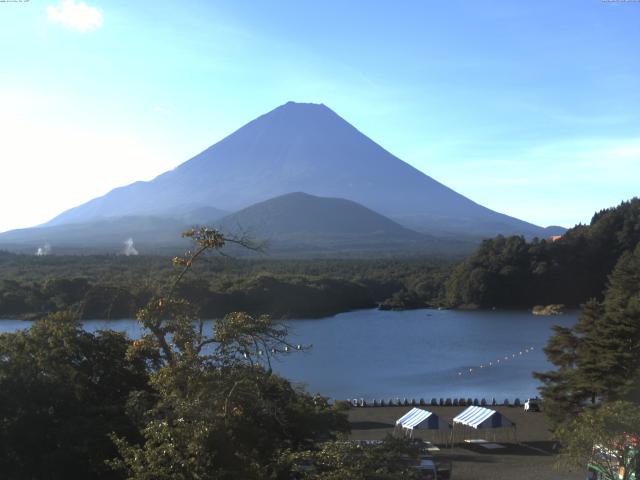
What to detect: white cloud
<box><xmin>47</xmin><ymin>0</ymin><xmax>103</xmax><ymax>33</ymax></box>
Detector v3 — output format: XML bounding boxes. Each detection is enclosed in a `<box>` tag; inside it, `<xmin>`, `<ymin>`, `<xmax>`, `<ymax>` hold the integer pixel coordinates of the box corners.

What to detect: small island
<box><xmin>531</xmin><ymin>304</ymin><xmax>565</xmax><ymax>316</ymax></box>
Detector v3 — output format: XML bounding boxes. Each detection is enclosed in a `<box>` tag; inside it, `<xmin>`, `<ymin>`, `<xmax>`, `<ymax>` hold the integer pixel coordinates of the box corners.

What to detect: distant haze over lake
<box><xmin>0</xmin><ymin>102</ymin><xmax>565</xmax><ymax>256</ymax></box>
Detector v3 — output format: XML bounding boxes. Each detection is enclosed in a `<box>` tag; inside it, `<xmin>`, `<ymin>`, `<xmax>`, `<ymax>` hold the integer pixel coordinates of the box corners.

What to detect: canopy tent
<box><xmin>450</xmin><ymin>406</ymin><xmax>517</xmax><ymax>445</ymax></box>
<box><xmin>395</xmin><ymin>407</ymin><xmax>424</xmax><ymax>427</ymax></box>
<box><xmin>395</xmin><ymin>408</ymin><xmax>451</xmax><ymax>443</ymax></box>
<box><xmin>452</xmin><ymin>406</ymin><xmax>513</xmax><ymax>429</ymax></box>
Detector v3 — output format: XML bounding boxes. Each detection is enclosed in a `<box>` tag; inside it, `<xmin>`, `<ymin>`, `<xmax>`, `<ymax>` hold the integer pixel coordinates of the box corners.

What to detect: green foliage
<box><xmin>108</xmin><ymin>228</ymin><xmax>351</xmax><ymax>479</ymax></box>
<box><xmin>0</xmin><ymin>227</ymin><xmax>428</xmax><ymax>479</ymax></box>
<box><xmin>283</xmin><ymin>436</ymin><xmax>424</xmax><ymax>479</ymax></box>
<box><xmin>0</xmin><ymin>253</ymin><xmax>452</xmax><ymax>320</ymax></box>
<box><xmin>446</xmin><ymin>198</ymin><xmax>640</xmax><ymax>308</ymax></box>
<box><xmin>535</xmin><ymin>243</ymin><xmax>640</xmax><ymax>430</ymax></box>
<box><xmin>556</xmin><ymin>401</ymin><xmax>640</xmax><ymax>480</ymax></box>
<box><xmin>0</xmin><ymin>311</ymin><xmax>149</xmax><ymax>479</ymax></box>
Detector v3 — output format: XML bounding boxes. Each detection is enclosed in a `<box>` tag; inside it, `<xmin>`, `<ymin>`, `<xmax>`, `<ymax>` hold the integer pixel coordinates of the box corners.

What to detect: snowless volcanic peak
<box><xmin>45</xmin><ymin>101</ymin><xmax>547</xmax><ymax>238</ymax></box>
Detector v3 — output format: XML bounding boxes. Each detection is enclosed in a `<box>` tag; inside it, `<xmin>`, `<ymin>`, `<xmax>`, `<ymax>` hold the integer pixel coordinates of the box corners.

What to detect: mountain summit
<box><xmin>46</xmin><ymin>101</ymin><xmax>548</xmax><ymax>238</ymax></box>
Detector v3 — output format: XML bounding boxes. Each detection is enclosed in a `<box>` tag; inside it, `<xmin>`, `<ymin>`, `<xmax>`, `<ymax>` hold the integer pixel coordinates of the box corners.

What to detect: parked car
<box><xmin>524</xmin><ymin>398</ymin><xmax>540</xmax><ymax>412</ymax></box>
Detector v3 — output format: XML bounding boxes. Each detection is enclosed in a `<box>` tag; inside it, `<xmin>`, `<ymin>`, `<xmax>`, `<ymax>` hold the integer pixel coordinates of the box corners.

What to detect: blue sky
<box><xmin>1</xmin><ymin>0</ymin><xmax>638</xmax><ymax>232</ymax></box>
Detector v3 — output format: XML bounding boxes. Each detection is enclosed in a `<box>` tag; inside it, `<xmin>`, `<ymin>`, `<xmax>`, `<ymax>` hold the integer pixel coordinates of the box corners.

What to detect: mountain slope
<box><xmin>0</xmin><ymin>193</ymin><xmax>476</xmax><ymax>256</ymax></box>
<box><xmin>0</xmin><ymin>216</ymin><xmax>190</xmax><ymax>254</ymax></box>
<box><xmin>44</xmin><ymin>102</ymin><xmax>554</xmax><ymax>239</ymax></box>
<box><xmin>215</xmin><ymin>192</ymin><xmax>471</xmax><ymax>256</ymax></box>
<box><xmin>217</xmin><ymin>192</ymin><xmax>422</xmax><ymax>239</ymax></box>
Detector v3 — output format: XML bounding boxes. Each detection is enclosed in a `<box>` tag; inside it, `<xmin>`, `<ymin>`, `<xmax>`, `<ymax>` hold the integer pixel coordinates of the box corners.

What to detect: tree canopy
<box><xmin>0</xmin><ymin>227</ymin><xmax>424</xmax><ymax>479</ymax></box>
<box><xmin>556</xmin><ymin>401</ymin><xmax>640</xmax><ymax>480</ymax></box>
<box><xmin>535</xmin><ymin>242</ymin><xmax>640</xmax><ymax>430</ymax></box>
<box><xmin>446</xmin><ymin>198</ymin><xmax>640</xmax><ymax>309</ymax></box>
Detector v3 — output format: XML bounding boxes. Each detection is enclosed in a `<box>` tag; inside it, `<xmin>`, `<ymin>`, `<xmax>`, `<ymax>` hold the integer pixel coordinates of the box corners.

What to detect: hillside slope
<box><xmin>44</xmin><ymin>102</ymin><xmax>554</xmax><ymax>239</ymax></box>
<box><xmin>445</xmin><ymin>198</ymin><xmax>640</xmax><ymax>308</ymax></box>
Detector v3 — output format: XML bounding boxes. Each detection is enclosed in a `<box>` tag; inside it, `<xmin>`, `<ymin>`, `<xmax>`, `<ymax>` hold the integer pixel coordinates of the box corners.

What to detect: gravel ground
<box><xmin>347</xmin><ymin>406</ymin><xmax>585</xmax><ymax>480</ymax></box>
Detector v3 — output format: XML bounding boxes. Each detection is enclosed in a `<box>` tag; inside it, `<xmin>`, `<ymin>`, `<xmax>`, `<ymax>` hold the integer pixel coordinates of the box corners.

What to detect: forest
<box><xmin>1</xmin><ymin>202</ymin><xmax>639</xmax><ymax>478</ymax></box>
<box><xmin>0</xmin><ymin>229</ymin><xmax>429</xmax><ymax>479</ymax></box>
<box><xmin>1</xmin><ymin>198</ymin><xmax>639</xmax><ymax>321</ymax></box>
<box><xmin>0</xmin><ymin>253</ymin><xmax>450</xmax><ymax>320</ymax></box>
<box><xmin>534</xmin><ymin>240</ymin><xmax>640</xmax><ymax>429</ymax></box>
<box><xmin>446</xmin><ymin>198</ymin><xmax>640</xmax><ymax>309</ymax></box>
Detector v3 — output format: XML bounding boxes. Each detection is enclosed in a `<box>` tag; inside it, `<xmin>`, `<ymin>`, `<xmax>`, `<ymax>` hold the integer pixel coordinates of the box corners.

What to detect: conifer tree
<box><xmin>536</xmin><ymin>244</ymin><xmax>640</xmax><ymax>429</ymax></box>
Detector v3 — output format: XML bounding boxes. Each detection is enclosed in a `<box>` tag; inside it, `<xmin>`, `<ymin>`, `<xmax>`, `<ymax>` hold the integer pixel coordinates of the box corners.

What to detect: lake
<box><xmin>0</xmin><ymin>308</ymin><xmax>576</xmax><ymax>402</ymax></box>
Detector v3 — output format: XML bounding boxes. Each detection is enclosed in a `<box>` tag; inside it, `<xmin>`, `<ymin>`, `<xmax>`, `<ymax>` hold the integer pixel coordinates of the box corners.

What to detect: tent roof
<box><xmin>396</xmin><ymin>407</ymin><xmax>450</xmax><ymax>430</ymax></box>
<box><xmin>402</xmin><ymin>409</ymin><xmax>433</xmax><ymax>429</ymax></box>
<box><xmin>453</xmin><ymin>406</ymin><xmax>513</xmax><ymax>429</ymax></box>
<box><xmin>396</xmin><ymin>407</ymin><xmax>424</xmax><ymax>426</ymax></box>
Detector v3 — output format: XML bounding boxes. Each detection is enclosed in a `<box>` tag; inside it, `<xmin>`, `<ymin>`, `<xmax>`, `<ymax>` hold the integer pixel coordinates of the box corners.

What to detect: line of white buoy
<box><xmin>456</xmin><ymin>346</ymin><xmax>535</xmax><ymax>377</ymax></box>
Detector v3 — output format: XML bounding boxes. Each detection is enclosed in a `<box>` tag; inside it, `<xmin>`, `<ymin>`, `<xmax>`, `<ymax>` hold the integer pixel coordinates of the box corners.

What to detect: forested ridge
<box><xmin>1</xmin><ymin>202</ymin><xmax>639</xmax><ymax>477</ymax></box>
<box><xmin>446</xmin><ymin>198</ymin><xmax>640</xmax><ymax>309</ymax></box>
<box><xmin>444</xmin><ymin>198</ymin><xmax>640</xmax><ymax>473</ymax></box>
<box><xmin>1</xmin><ymin>198</ymin><xmax>638</xmax><ymax>320</ymax></box>
<box><xmin>534</xmin><ymin>241</ymin><xmax>640</xmax><ymax>428</ymax></box>
<box><xmin>0</xmin><ymin>254</ymin><xmax>450</xmax><ymax>320</ymax></box>
<box><xmin>0</xmin><ymin>228</ymin><xmax>427</xmax><ymax>479</ymax></box>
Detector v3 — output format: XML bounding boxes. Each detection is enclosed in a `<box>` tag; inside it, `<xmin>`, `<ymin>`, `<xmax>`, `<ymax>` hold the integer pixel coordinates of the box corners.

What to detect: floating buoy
<box><xmin>456</xmin><ymin>345</ymin><xmax>537</xmax><ymax>377</ymax></box>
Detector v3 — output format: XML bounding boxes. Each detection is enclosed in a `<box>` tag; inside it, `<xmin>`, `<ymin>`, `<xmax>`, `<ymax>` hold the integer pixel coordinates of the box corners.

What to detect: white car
<box><xmin>524</xmin><ymin>398</ymin><xmax>540</xmax><ymax>412</ymax></box>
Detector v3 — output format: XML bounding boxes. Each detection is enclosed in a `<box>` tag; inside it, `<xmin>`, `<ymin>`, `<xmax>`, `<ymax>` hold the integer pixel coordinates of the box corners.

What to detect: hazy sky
<box><xmin>1</xmin><ymin>0</ymin><xmax>638</xmax><ymax>233</ymax></box>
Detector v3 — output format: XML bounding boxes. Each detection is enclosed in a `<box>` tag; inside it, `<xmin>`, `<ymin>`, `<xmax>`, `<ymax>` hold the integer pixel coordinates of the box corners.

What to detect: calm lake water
<box><xmin>0</xmin><ymin>308</ymin><xmax>576</xmax><ymax>401</ymax></box>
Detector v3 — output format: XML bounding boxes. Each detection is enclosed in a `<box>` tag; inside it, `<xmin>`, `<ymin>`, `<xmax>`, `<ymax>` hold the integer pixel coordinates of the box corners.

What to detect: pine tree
<box><xmin>596</xmin><ymin>245</ymin><xmax>640</xmax><ymax>400</ymax></box>
<box><xmin>536</xmin><ymin>244</ymin><xmax>640</xmax><ymax>429</ymax></box>
<box><xmin>534</xmin><ymin>324</ymin><xmax>582</xmax><ymax>428</ymax></box>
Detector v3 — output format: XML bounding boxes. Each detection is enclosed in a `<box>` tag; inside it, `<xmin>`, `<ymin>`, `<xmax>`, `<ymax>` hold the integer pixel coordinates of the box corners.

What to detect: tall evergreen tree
<box><xmin>534</xmin><ymin>324</ymin><xmax>582</xmax><ymax>428</ymax></box>
<box><xmin>536</xmin><ymin>244</ymin><xmax>640</xmax><ymax>430</ymax></box>
<box><xmin>595</xmin><ymin>246</ymin><xmax>640</xmax><ymax>401</ymax></box>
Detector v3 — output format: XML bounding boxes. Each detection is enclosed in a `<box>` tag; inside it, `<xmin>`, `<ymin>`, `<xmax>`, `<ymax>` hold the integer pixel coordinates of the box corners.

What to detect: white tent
<box><xmin>450</xmin><ymin>406</ymin><xmax>517</xmax><ymax>444</ymax></box>
<box><xmin>395</xmin><ymin>407</ymin><xmax>451</xmax><ymax>443</ymax></box>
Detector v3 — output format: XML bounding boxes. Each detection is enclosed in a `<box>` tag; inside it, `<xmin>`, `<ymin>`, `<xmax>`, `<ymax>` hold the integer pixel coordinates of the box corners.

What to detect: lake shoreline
<box><xmin>0</xmin><ymin>304</ymin><xmax>576</xmax><ymax>322</ymax></box>
<box><xmin>1</xmin><ymin>308</ymin><xmax>577</xmax><ymax>401</ymax></box>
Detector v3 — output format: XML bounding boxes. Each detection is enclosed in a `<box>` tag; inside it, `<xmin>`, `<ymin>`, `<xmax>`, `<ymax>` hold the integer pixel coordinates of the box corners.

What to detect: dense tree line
<box><xmin>0</xmin><ymin>228</ymin><xmax>425</xmax><ymax>479</ymax></box>
<box><xmin>0</xmin><ymin>254</ymin><xmax>450</xmax><ymax>320</ymax></box>
<box><xmin>448</xmin><ymin>199</ymin><xmax>640</xmax><ymax>474</ymax></box>
<box><xmin>3</xmin><ymin>198</ymin><xmax>639</xmax><ymax>321</ymax></box>
<box><xmin>0</xmin><ymin>312</ymin><xmax>149</xmax><ymax>478</ymax></box>
<box><xmin>446</xmin><ymin>198</ymin><xmax>640</xmax><ymax>308</ymax></box>
<box><xmin>534</xmin><ymin>242</ymin><xmax>640</xmax><ymax>430</ymax></box>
